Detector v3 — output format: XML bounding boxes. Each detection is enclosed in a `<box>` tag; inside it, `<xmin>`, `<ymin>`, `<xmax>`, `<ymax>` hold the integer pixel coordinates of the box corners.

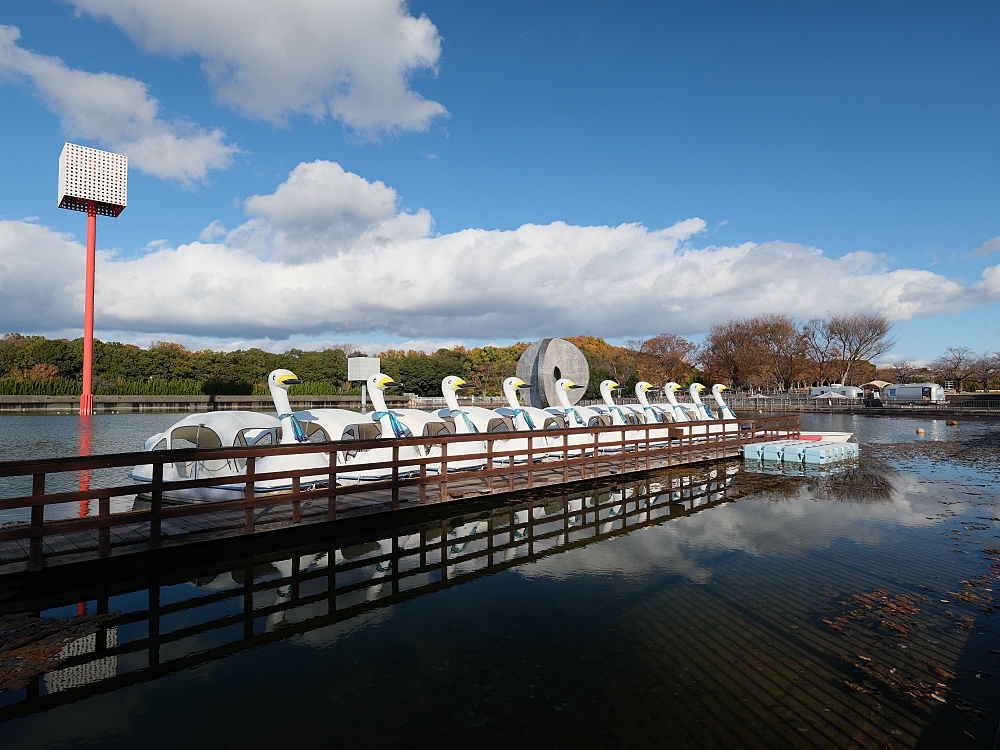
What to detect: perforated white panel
<box><xmin>347</xmin><ymin>357</ymin><xmax>381</xmax><ymax>381</ymax></box>
<box><xmin>58</xmin><ymin>143</ymin><xmax>127</xmax><ymax>217</ymax></box>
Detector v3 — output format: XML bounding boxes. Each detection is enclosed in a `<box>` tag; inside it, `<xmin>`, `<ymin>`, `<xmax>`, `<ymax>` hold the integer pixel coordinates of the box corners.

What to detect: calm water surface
<box><xmin>0</xmin><ymin>413</ymin><xmax>998</xmax><ymax>748</ymax></box>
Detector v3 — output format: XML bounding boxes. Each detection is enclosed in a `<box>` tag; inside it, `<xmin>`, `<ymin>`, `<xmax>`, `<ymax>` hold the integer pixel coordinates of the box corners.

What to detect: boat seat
<box><xmin>302</xmin><ymin>422</ymin><xmax>330</xmax><ymax>442</ymax></box>
<box><xmin>341</xmin><ymin>422</ymin><xmax>383</xmax><ymax>441</ymax></box>
<box><xmin>543</xmin><ymin>415</ymin><xmax>566</xmax><ymax>429</ymax></box>
<box><xmin>588</xmin><ymin>414</ymin><xmax>612</xmax><ymax>428</ymax></box>
<box><xmin>487</xmin><ymin>417</ymin><xmax>515</xmax><ymax>433</ymax></box>
<box><xmin>423</xmin><ymin>420</ymin><xmax>455</xmax><ymax>437</ymax></box>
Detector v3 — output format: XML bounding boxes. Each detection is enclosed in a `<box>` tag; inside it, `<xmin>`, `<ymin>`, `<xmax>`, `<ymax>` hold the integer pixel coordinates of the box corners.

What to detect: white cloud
<box><xmin>0</xmin><ymin>24</ymin><xmax>237</xmax><ymax>183</ymax></box>
<box><xmin>68</xmin><ymin>0</ymin><xmax>447</xmax><ymax>134</ymax></box>
<box><xmin>518</xmin><ymin>470</ymin><xmax>938</xmax><ymax>585</ymax></box>
<box><xmin>970</xmin><ymin>235</ymin><xmax>1000</xmax><ymax>258</ymax></box>
<box><xmin>0</xmin><ymin>220</ymin><xmax>85</xmax><ymax>332</ymax></box>
<box><xmin>3</xmin><ymin>161</ymin><xmax>1000</xmax><ymax>341</ymax></box>
<box><xmin>233</xmin><ymin>160</ymin><xmax>427</xmax><ymax>262</ymax></box>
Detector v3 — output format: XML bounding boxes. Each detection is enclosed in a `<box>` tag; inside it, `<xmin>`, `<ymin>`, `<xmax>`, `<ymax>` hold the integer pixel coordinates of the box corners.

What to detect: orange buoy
<box><xmin>916</xmin><ymin>428</ymin><xmax>925</xmax><ymax>435</ymax></box>
<box><xmin>946</xmin><ymin>420</ymin><xmax>958</xmax><ymax>426</ymax></box>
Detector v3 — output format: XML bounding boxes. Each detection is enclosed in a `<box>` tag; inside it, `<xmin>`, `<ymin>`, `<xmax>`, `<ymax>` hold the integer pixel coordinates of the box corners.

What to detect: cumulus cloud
<box><xmin>232</xmin><ymin>160</ymin><xmax>430</xmax><ymax>262</ymax></box>
<box><xmin>68</xmin><ymin>0</ymin><xmax>447</xmax><ymax>134</ymax></box>
<box><xmin>0</xmin><ymin>220</ymin><xmax>86</xmax><ymax>331</ymax></box>
<box><xmin>0</xmin><ymin>24</ymin><xmax>237</xmax><ymax>183</ymax></box>
<box><xmin>3</xmin><ymin>161</ymin><xmax>1000</xmax><ymax>341</ymax></box>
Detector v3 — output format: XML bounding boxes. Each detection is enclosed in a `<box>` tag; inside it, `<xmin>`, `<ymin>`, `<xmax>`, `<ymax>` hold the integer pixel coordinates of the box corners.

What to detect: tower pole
<box><xmin>81</xmin><ymin>200</ymin><xmax>97</xmax><ymax>416</ymax></box>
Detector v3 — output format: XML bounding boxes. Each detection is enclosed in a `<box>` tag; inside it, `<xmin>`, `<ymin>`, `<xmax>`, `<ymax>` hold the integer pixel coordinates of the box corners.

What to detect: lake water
<box><xmin>0</xmin><ymin>413</ymin><xmax>999</xmax><ymax>748</ymax></box>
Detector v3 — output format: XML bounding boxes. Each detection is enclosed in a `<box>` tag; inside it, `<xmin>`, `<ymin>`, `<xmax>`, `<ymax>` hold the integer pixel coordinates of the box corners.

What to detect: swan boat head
<box><xmin>599</xmin><ymin>380</ymin><xmax>620</xmax><ymax>407</ymax></box>
<box><xmin>365</xmin><ymin>373</ymin><xmax>410</xmax><ymax>437</ymax></box>
<box><xmin>502</xmin><ymin>376</ymin><xmax>531</xmax><ymax>409</ymax></box>
<box><xmin>712</xmin><ymin>383</ymin><xmax>737</xmax><ymax>419</ymax></box>
<box><xmin>267</xmin><ymin>369</ymin><xmax>308</xmax><ymax>443</ymax></box>
<box><xmin>442</xmin><ymin>376</ymin><xmax>479</xmax><ymax>432</ymax></box>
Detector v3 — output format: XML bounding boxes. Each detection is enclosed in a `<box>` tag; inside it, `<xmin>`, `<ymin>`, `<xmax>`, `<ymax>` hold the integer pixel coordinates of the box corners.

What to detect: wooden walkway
<box><xmin>0</xmin><ymin>416</ymin><xmax>799</xmax><ymax>576</ymax></box>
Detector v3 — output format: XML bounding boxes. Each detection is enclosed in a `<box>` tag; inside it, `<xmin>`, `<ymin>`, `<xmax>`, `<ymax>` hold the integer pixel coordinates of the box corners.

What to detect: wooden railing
<box><xmin>0</xmin><ymin>415</ymin><xmax>799</xmax><ymax>573</ymax></box>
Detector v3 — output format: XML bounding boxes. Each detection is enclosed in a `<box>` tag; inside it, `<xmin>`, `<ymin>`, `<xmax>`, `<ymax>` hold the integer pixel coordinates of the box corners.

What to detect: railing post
<box><xmin>328</xmin><ymin>450</ymin><xmax>338</xmax><ymax>521</ymax></box>
<box><xmin>486</xmin><ymin>438</ymin><xmax>494</xmax><ymax>491</ymax></box>
<box><xmin>593</xmin><ymin>428</ymin><xmax>599</xmax><ymax>478</ymax></box>
<box><xmin>292</xmin><ymin>476</ymin><xmax>301</xmax><ymax>523</ymax></box>
<box><xmin>563</xmin><ymin>433</ymin><xmax>569</xmax><ymax>483</ymax></box>
<box><xmin>150</xmin><ymin>462</ymin><xmax>162</xmax><ymax>549</ymax></box>
<box><xmin>526</xmin><ymin>436</ymin><xmax>533</xmax><ymax>489</ymax></box>
<box><xmin>29</xmin><ymin>473</ymin><xmax>45</xmax><ymax>571</ymax></box>
<box><xmin>391</xmin><ymin>444</ymin><xmax>399</xmax><ymax>511</ymax></box>
<box><xmin>98</xmin><ymin>495</ymin><xmax>111</xmax><ymax>557</ymax></box>
<box><xmin>244</xmin><ymin>456</ymin><xmax>255</xmax><ymax>534</ymax></box>
<box><xmin>419</xmin><ymin>447</ymin><xmax>427</xmax><ymax>503</ymax></box>
<box><xmin>441</xmin><ymin>441</ymin><xmax>448</xmax><ymax>501</ymax></box>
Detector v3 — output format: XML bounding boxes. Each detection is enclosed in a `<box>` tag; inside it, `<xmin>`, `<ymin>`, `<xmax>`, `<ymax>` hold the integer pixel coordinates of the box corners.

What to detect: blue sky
<box><xmin>0</xmin><ymin>1</ymin><xmax>998</xmax><ymax>362</ymax></box>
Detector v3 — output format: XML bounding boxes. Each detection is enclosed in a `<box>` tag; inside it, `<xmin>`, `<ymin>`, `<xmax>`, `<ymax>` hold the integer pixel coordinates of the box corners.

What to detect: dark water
<box><xmin>0</xmin><ymin>414</ymin><xmax>999</xmax><ymax>748</ymax></box>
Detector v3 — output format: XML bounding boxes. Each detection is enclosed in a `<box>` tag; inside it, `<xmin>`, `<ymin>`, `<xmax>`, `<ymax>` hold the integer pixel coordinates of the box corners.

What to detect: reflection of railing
<box><xmin>0</xmin><ymin>416</ymin><xmax>798</xmax><ymax>573</ymax></box>
<box><xmin>0</xmin><ymin>465</ymin><xmax>741</xmax><ymax>721</ymax></box>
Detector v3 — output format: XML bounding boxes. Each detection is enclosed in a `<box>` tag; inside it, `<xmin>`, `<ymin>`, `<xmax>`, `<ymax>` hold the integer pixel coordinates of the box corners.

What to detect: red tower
<box><xmin>57</xmin><ymin>143</ymin><xmax>128</xmax><ymax>415</ymax></box>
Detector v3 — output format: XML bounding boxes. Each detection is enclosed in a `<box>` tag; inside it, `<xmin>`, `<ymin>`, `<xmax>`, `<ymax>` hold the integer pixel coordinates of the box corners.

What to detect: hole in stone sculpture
<box><xmin>553</xmin><ymin>366</ymin><xmax>562</xmax><ymax>380</ymax></box>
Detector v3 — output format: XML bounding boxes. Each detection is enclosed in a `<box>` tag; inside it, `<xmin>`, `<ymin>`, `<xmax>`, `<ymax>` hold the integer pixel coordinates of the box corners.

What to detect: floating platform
<box><xmin>742</xmin><ymin>439</ymin><xmax>859</xmax><ymax>465</ymax></box>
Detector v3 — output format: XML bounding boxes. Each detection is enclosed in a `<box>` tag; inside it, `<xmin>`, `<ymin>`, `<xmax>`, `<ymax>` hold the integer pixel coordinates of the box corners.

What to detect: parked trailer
<box><xmin>809</xmin><ymin>385</ymin><xmax>864</xmax><ymax>398</ymax></box>
<box><xmin>881</xmin><ymin>382</ymin><xmax>946</xmax><ymax>405</ymax></box>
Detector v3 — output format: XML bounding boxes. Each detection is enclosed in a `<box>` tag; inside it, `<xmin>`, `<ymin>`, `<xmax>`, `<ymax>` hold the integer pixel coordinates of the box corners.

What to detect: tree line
<box><xmin>7</xmin><ymin>312</ymin><xmax>989</xmax><ymax>399</ymax></box>
<box><xmin>883</xmin><ymin>347</ymin><xmax>1000</xmax><ymax>393</ymax></box>
<box><xmin>0</xmin><ymin>333</ymin><xmax>700</xmax><ymax>398</ymax></box>
<box><xmin>698</xmin><ymin>312</ymin><xmax>896</xmax><ymax>390</ymax></box>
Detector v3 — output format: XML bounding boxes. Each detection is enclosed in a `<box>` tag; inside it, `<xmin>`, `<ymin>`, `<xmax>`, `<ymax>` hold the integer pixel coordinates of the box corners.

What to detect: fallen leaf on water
<box><xmin>930</xmin><ymin>693</ymin><xmax>947</xmax><ymax>703</ymax></box>
<box><xmin>858</xmin><ymin>655</ymin><xmax>872</xmax><ymax>661</ymax></box>
<box><xmin>934</xmin><ymin>668</ymin><xmax>958</xmax><ymax>680</ymax></box>
<box><xmin>844</xmin><ymin>681</ymin><xmax>867</xmax><ymax>693</ymax></box>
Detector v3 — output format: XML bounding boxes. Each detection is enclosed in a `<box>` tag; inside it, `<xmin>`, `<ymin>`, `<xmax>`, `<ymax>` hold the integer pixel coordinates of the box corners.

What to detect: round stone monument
<box><xmin>515</xmin><ymin>338</ymin><xmax>590</xmax><ymax>408</ymax></box>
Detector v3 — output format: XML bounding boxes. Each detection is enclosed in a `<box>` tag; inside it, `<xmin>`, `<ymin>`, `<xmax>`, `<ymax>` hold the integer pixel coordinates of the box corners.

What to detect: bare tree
<box><xmin>967</xmin><ymin>351</ymin><xmax>997</xmax><ymax>393</ymax></box>
<box><xmin>802</xmin><ymin>318</ymin><xmax>841</xmax><ymax>385</ymax></box>
<box><xmin>930</xmin><ymin>346</ymin><xmax>978</xmax><ymax>392</ymax></box>
<box><xmin>827</xmin><ymin>313</ymin><xmax>896</xmax><ymax>385</ymax></box>
<box><xmin>882</xmin><ymin>359</ymin><xmax>919</xmax><ymax>384</ymax></box>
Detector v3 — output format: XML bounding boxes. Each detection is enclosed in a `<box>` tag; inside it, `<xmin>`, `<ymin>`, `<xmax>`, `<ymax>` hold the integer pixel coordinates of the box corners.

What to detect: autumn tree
<box><xmin>636</xmin><ymin>333</ymin><xmax>697</xmax><ymax>385</ymax></box>
<box><xmin>699</xmin><ymin>315</ymin><xmax>807</xmax><ymax>390</ymax></box>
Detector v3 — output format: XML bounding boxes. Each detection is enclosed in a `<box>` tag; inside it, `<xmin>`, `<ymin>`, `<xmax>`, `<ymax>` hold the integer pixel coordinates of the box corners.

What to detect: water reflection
<box><xmin>0</xmin><ymin>463</ymin><xmax>737</xmax><ymax>719</ymax></box>
<box><xmin>2</xmin><ymin>420</ymin><xmax>1000</xmax><ymax>749</ymax></box>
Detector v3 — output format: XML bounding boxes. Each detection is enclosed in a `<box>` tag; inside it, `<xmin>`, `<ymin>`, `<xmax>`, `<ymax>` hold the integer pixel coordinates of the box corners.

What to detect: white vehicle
<box><xmin>881</xmin><ymin>382</ymin><xmax>946</xmax><ymax>404</ymax></box>
<box><xmin>809</xmin><ymin>384</ymin><xmax>864</xmax><ymax>398</ymax></box>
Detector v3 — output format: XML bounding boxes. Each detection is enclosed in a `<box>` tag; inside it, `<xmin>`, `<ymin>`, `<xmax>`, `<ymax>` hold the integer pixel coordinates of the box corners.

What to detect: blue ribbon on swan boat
<box><xmin>451</xmin><ymin>409</ymin><xmax>479</xmax><ymax>433</ymax></box>
<box><xmin>277</xmin><ymin>413</ymin><xmax>309</xmax><ymax>442</ymax></box>
<box><xmin>373</xmin><ymin>410</ymin><xmax>412</xmax><ymax>438</ymax></box>
<box><xmin>511</xmin><ymin>408</ymin><xmax>536</xmax><ymax>430</ymax></box>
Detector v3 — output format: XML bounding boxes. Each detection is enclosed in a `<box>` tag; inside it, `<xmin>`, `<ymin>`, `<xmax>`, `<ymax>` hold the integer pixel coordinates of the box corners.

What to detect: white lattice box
<box><xmin>58</xmin><ymin>143</ymin><xmax>127</xmax><ymax>217</ymax></box>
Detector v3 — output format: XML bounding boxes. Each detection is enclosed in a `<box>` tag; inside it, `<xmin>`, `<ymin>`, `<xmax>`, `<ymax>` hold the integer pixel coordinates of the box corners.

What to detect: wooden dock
<box><xmin>0</xmin><ymin>416</ymin><xmax>798</xmax><ymax>577</ymax></box>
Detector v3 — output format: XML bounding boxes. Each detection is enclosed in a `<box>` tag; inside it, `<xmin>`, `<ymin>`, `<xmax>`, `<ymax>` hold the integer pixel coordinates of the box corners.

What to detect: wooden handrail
<box><xmin>0</xmin><ymin>415</ymin><xmax>799</xmax><ymax>572</ymax></box>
